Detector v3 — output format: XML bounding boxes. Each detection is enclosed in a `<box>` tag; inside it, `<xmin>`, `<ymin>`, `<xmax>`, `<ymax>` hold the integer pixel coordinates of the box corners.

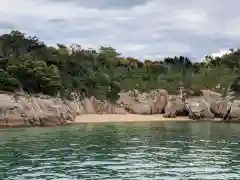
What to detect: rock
<box><xmin>64</xmin><ymin>100</ymin><xmax>84</xmax><ymax>115</ymax></box>
<box><xmin>114</xmin><ymin>105</ymin><xmax>129</xmax><ymax>114</ymax></box>
<box><xmin>210</xmin><ymin>99</ymin><xmax>230</xmax><ymax>118</ymax></box>
<box><xmin>0</xmin><ymin>91</ymin><xmax>78</xmax><ymax>127</ymax></box>
<box><xmin>103</xmin><ymin>100</ymin><xmax>115</xmax><ymax>114</ymax></box>
<box><xmin>224</xmin><ymin>101</ymin><xmax>240</xmax><ymax>121</ymax></box>
<box><xmin>2</xmin><ymin>87</ymin><xmax>240</xmax><ymax>127</ymax></box>
<box><xmin>151</xmin><ymin>89</ymin><xmax>168</xmax><ymax>114</ymax></box>
<box><xmin>117</xmin><ymin>91</ymin><xmax>152</xmax><ymax>114</ymax></box>
<box><xmin>164</xmin><ymin>95</ymin><xmax>184</xmax><ymax>118</ymax></box>
<box><xmin>116</xmin><ymin>91</ymin><xmax>135</xmax><ymax>105</ymax></box>
<box><xmin>83</xmin><ymin>97</ymin><xmax>96</xmax><ymax>114</ymax></box>
<box><xmin>183</xmin><ymin>94</ymin><xmax>215</xmax><ymax>120</ymax></box>
<box><xmin>199</xmin><ymin>101</ymin><xmax>214</xmax><ymax>120</ymax></box>
<box><xmin>226</xmin><ymin>107</ymin><xmax>240</xmax><ymax>121</ymax></box>
<box><xmin>130</xmin><ymin>103</ymin><xmax>152</xmax><ymax>114</ymax></box>
<box><xmin>185</xmin><ymin>101</ymin><xmax>201</xmax><ymax>118</ymax></box>
<box><xmin>0</xmin><ymin>93</ymin><xmax>23</xmax><ymax>117</ymax></box>
<box><xmin>201</xmin><ymin>90</ymin><xmax>222</xmax><ymax>104</ymax></box>
<box><xmin>199</xmin><ymin>90</ymin><xmax>232</xmax><ymax>119</ymax></box>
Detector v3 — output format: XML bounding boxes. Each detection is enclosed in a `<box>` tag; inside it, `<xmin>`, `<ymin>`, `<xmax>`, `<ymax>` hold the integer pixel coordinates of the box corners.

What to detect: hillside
<box><xmin>0</xmin><ymin>30</ymin><xmax>239</xmax><ymax>101</ymax></box>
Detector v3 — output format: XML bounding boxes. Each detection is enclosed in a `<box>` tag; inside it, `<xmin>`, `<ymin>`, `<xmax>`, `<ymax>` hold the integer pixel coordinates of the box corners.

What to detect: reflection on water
<box><xmin>0</xmin><ymin>122</ymin><xmax>239</xmax><ymax>179</ymax></box>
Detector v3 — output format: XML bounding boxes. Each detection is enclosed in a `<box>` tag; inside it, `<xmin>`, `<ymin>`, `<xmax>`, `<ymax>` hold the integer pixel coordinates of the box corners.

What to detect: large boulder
<box><xmin>186</xmin><ymin>100</ymin><xmax>214</xmax><ymax>120</ymax></box>
<box><xmin>225</xmin><ymin>101</ymin><xmax>240</xmax><ymax>121</ymax></box>
<box><xmin>151</xmin><ymin>89</ymin><xmax>168</xmax><ymax>114</ymax></box>
<box><xmin>116</xmin><ymin>91</ymin><xmax>134</xmax><ymax>105</ymax></box>
<box><xmin>0</xmin><ymin>94</ymin><xmax>23</xmax><ymax>119</ymax></box>
<box><xmin>116</xmin><ymin>91</ymin><xmax>152</xmax><ymax>114</ymax></box>
<box><xmin>164</xmin><ymin>95</ymin><xmax>184</xmax><ymax>118</ymax></box>
<box><xmin>227</xmin><ymin>106</ymin><xmax>240</xmax><ymax>121</ymax></box>
<box><xmin>200</xmin><ymin>90</ymin><xmax>232</xmax><ymax>119</ymax></box>
<box><xmin>117</xmin><ymin>89</ymin><xmax>169</xmax><ymax>115</ymax></box>
<box><xmin>63</xmin><ymin>100</ymin><xmax>84</xmax><ymax>116</ymax></box>
<box><xmin>201</xmin><ymin>90</ymin><xmax>222</xmax><ymax>104</ymax></box>
<box><xmin>210</xmin><ymin>99</ymin><xmax>230</xmax><ymax>118</ymax></box>
<box><xmin>129</xmin><ymin>103</ymin><xmax>152</xmax><ymax>114</ymax></box>
<box><xmin>113</xmin><ymin>104</ymin><xmax>129</xmax><ymax>114</ymax></box>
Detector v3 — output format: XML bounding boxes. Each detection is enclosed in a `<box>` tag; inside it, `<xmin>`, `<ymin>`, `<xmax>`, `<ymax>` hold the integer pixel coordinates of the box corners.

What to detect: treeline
<box><xmin>0</xmin><ymin>30</ymin><xmax>239</xmax><ymax>101</ymax></box>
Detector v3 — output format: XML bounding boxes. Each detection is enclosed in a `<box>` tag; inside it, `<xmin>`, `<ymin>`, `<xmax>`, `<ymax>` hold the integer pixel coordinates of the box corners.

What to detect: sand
<box><xmin>72</xmin><ymin>114</ymin><xmax>192</xmax><ymax>124</ymax></box>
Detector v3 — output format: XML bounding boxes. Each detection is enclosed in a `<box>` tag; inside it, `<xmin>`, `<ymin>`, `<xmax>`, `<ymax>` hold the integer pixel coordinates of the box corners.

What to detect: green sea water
<box><xmin>0</xmin><ymin>121</ymin><xmax>239</xmax><ymax>180</ymax></box>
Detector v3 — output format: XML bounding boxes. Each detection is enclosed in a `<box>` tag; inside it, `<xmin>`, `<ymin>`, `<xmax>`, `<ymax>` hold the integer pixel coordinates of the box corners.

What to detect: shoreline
<box><xmin>0</xmin><ymin>114</ymin><xmax>192</xmax><ymax>129</ymax></box>
<box><xmin>0</xmin><ymin>114</ymin><xmax>236</xmax><ymax>129</ymax></box>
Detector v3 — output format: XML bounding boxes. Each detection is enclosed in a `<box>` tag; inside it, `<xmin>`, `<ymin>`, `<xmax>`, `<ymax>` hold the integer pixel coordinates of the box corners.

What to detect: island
<box><xmin>0</xmin><ymin>31</ymin><xmax>240</xmax><ymax>127</ymax></box>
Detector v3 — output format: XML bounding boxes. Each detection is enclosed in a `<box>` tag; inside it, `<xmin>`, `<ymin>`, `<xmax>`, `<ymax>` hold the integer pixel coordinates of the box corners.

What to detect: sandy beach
<box><xmin>72</xmin><ymin>114</ymin><xmax>192</xmax><ymax>124</ymax></box>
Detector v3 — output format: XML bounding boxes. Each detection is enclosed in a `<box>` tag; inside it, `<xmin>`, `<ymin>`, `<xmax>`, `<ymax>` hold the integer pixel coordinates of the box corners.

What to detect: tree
<box><xmin>7</xmin><ymin>54</ymin><xmax>62</xmax><ymax>95</ymax></box>
<box><xmin>0</xmin><ymin>69</ymin><xmax>22</xmax><ymax>91</ymax></box>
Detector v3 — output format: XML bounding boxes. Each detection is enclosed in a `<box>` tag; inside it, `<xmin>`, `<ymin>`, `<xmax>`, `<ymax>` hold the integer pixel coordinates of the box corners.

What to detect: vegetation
<box><xmin>0</xmin><ymin>30</ymin><xmax>239</xmax><ymax>101</ymax></box>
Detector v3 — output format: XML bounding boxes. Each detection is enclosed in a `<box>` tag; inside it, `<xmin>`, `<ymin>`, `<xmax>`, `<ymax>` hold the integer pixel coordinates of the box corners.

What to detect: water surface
<box><xmin>0</xmin><ymin>122</ymin><xmax>240</xmax><ymax>179</ymax></box>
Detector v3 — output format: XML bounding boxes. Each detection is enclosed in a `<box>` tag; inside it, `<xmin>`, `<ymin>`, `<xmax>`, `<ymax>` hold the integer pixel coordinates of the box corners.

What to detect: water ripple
<box><xmin>0</xmin><ymin>122</ymin><xmax>240</xmax><ymax>179</ymax></box>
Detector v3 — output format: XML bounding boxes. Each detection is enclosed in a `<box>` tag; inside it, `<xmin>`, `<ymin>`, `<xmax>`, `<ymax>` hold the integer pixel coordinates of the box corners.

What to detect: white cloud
<box><xmin>0</xmin><ymin>0</ymin><xmax>240</xmax><ymax>60</ymax></box>
<box><xmin>211</xmin><ymin>49</ymin><xmax>231</xmax><ymax>58</ymax></box>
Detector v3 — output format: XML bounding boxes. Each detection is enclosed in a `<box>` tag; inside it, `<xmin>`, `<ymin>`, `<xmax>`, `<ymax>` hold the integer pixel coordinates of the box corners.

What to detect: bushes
<box><xmin>7</xmin><ymin>55</ymin><xmax>62</xmax><ymax>95</ymax></box>
<box><xmin>0</xmin><ymin>69</ymin><xmax>21</xmax><ymax>91</ymax></box>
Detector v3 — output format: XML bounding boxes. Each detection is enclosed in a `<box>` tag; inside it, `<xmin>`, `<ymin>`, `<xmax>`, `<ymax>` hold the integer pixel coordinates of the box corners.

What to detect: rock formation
<box><xmin>0</xmin><ymin>87</ymin><xmax>240</xmax><ymax>127</ymax></box>
<box><xmin>0</xmin><ymin>92</ymin><xmax>78</xmax><ymax>127</ymax></box>
<box><xmin>151</xmin><ymin>89</ymin><xmax>168</xmax><ymax>114</ymax></box>
<box><xmin>164</xmin><ymin>95</ymin><xmax>185</xmax><ymax>118</ymax></box>
<box><xmin>115</xmin><ymin>88</ymin><xmax>240</xmax><ymax>121</ymax></box>
<box><xmin>184</xmin><ymin>90</ymin><xmax>240</xmax><ymax>121</ymax></box>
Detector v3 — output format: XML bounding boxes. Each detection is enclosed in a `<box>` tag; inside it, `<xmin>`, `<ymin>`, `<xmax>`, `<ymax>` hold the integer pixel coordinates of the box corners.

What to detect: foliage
<box><xmin>0</xmin><ymin>30</ymin><xmax>239</xmax><ymax>100</ymax></box>
<box><xmin>7</xmin><ymin>54</ymin><xmax>62</xmax><ymax>95</ymax></box>
<box><xmin>0</xmin><ymin>69</ymin><xmax>21</xmax><ymax>91</ymax></box>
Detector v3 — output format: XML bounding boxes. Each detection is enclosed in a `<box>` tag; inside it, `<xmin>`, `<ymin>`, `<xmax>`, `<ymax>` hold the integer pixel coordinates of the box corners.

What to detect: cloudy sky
<box><xmin>0</xmin><ymin>0</ymin><xmax>239</xmax><ymax>60</ymax></box>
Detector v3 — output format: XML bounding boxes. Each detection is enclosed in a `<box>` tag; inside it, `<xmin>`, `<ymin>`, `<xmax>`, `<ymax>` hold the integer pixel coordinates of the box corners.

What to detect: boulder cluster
<box><xmin>0</xmin><ymin>89</ymin><xmax>239</xmax><ymax>127</ymax></box>
<box><xmin>0</xmin><ymin>92</ymin><xmax>78</xmax><ymax>127</ymax></box>
<box><xmin>116</xmin><ymin>89</ymin><xmax>240</xmax><ymax>121</ymax></box>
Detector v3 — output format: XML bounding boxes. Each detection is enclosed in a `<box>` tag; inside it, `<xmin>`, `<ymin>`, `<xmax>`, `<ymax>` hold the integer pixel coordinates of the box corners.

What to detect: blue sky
<box><xmin>0</xmin><ymin>0</ymin><xmax>239</xmax><ymax>60</ymax></box>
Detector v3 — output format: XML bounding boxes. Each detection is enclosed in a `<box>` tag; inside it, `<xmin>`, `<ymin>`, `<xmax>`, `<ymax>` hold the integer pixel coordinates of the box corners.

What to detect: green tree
<box><xmin>7</xmin><ymin>54</ymin><xmax>62</xmax><ymax>95</ymax></box>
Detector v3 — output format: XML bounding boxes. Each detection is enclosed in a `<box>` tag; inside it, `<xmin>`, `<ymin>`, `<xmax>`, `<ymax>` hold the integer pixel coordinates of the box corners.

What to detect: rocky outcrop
<box><xmin>185</xmin><ymin>99</ymin><xmax>214</xmax><ymax>120</ymax></box>
<box><xmin>0</xmin><ymin>92</ymin><xmax>77</xmax><ymax>127</ymax></box>
<box><xmin>227</xmin><ymin>105</ymin><xmax>240</xmax><ymax>121</ymax></box>
<box><xmin>116</xmin><ymin>91</ymin><xmax>151</xmax><ymax>114</ymax></box>
<box><xmin>0</xmin><ymin>88</ymin><xmax>240</xmax><ymax>128</ymax></box>
<box><xmin>116</xmin><ymin>89</ymin><xmax>169</xmax><ymax>115</ymax></box>
<box><xmin>115</xmin><ymin>88</ymin><xmax>240</xmax><ymax>121</ymax></box>
<box><xmin>96</xmin><ymin>89</ymin><xmax>240</xmax><ymax>121</ymax></box>
<box><xmin>184</xmin><ymin>90</ymin><xmax>240</xmax><ymax>121</ymax></box>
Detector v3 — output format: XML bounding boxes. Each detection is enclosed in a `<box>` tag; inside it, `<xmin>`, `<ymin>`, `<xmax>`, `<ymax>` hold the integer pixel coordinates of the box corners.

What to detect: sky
<box><xmin>0</xmin><ymin>0</ymin><xmax>239</xmax><ymax>61</ymax></box>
